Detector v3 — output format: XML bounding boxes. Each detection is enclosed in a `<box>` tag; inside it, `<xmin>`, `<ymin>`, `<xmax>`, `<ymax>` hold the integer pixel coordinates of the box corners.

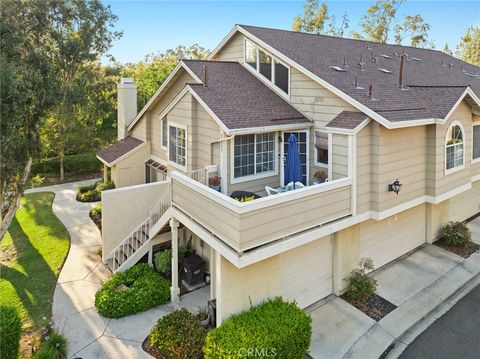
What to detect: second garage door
<box><xmin>359</xmin><ymin>204</ymin><xmax>426</xmax><ymax>269</ymax></box>
<box><xmin>279</xmin><ymin>236</ymin><xmax>332</xmax><ymax>308</ymax></box>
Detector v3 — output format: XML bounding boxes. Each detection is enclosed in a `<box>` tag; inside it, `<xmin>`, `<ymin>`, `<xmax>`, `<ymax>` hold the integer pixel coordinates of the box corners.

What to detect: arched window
<box><xmin>445</xmin><ymin>122</ymin><xmax>464</xmax><ymax>171</ymax></box>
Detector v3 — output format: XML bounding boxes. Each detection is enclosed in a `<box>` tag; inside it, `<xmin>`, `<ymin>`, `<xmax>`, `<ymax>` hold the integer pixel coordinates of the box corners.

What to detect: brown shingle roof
<box><xmin>182</xmin><ymin>60</ymin><xmax>309</xmax><ymax>130</ymax></box>
<box><xmin>326</xmin><ymin>111</ymin><xmax>368</xmax><ymax>129</ymax></box>
<box><xmin>97</xmin><ymin>136</ymin><xmax>144</xmax><ymax>165</ymax></box>
<box><xmin>237</xmin><ymin>25</ymin><xmax>480</xmax><ymax>122</ymax></box>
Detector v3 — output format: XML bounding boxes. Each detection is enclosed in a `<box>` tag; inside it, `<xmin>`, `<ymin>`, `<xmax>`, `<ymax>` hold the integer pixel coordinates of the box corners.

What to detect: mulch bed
<box><xmin>434</xmin><ymin>237</ymin><xmax>480</xmax><ymax>258</ymax></box>
<box><xmin>89</xmin><ymin>210</ymin><xmax>102</xmax><ymax>231</ymax></box>
<box><xmin>143</xmin><ymin>335</ymin><xmax>162</xmax><ymax>359</ymax></box>
<box><xmin>341</xmin><ymin>293</ymin><xmax>397</xmax><ymax>321</ymax></box>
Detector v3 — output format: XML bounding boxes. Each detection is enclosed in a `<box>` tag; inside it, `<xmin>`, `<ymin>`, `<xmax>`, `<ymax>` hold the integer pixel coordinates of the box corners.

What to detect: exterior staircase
<box><xmin>106</xmin><ymin>182</ymin><xmax>172</xmax><ymax>273</ymax></box>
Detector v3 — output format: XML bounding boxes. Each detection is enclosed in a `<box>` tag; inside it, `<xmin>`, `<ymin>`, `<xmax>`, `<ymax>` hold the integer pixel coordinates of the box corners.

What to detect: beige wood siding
<box><xmin>448</xmin><ymin>180</ymin><xmax>480</xmax><ymax>222</ymax></box>
<box><xmin>359</xmin><ymin>204</ymin><xmax>426</xmax><ymax>269</ymax></box>
<box><xmin>148</xmin><ymin>71</ymin><xmax>196</xmax><ymax>161</ymax></box>
<box><xmin>131</xmin><ymin>117</ymin><xmax>147</xmax><ymax>141</ymax></box>
<box><xmin>112</xmin><ymin>144</ymin><xmax>150</xmax><ymax>188</ymax></box>
<box><xmin>279</xmin><ymin>236</ymin><xmax>332</xmax><ymax>308</ymax></box>
<box><xmin>332</xmin><ymin>133</ymin><xmax>349</xmax><ymax>179</ymax></box>
<box><xmin>213</xmin><ymin>32</ymin><xmax>244</xmax><ymax>62</ymax></box>
<box><xmin>172</xmin><ymin>175</ymin><xmax>352</xmax><ymax>252</ymax></box>
<box><xmin>191</xmin><ymin>100</ymin><xmax>221</xmax><ymax>169</ymax></box>
<box><xmin>356</xmin><ymin>123</ymin><xmax>372</xmax><ymax>214</ymax></box>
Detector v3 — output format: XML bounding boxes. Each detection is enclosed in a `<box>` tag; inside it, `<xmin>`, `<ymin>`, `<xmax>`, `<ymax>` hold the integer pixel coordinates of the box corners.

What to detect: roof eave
<box><xmin>96</xmin><ymin>140</ymin><xmax>147</xmax><ymax>167</ymax></box>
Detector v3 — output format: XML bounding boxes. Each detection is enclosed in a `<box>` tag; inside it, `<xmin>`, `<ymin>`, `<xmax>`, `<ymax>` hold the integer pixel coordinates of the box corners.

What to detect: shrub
<box><xmin>95</xmin><ymin>264</ymin><xmax>170</xmax><ymax>318</ymax></box>
<box><xmin>0</xmin><ymin>306</ymin><xmax>21</xmax><ymax>359</ymax></box>
<box><xmin>33</xmin><ymin>332</ymin><xmax>68</xmax><ymax>359</ymax></box>
<box><xmin>76</xmin><ymin>181</ymin><xmax>115</xmax><ymax>202</ymax></box>
<box><xmin>204</xmin><ymin>297</ymin><xmax>312</xmax><ymax>359</ymax></box>
<box><xmin>441</xmin><ymin>221</ymin><xmax>472</xmax><ymax>247</ymax></box>
<box><xmin>149</xmin><ymin>308</ymin><xmax>207</xmax><ymax>359</ymax></box>
<box><xmin>31</xmin><ymin>153</ymin><xmax>101</xmax><ymax>175</ymax></box>
<box><xmin>154</xmin><ymin>249</ymin><xmax>172</xmax><ymax>276</ymax></box>
<box><xmin>345</xmin><ymin>258</ymin><xmax>378</xmax><ymax>301</ymax></box>
<box><xmin>91</xmin><ymin>204</ymin><xmax>102</xmax><ymax>217</ymax></box>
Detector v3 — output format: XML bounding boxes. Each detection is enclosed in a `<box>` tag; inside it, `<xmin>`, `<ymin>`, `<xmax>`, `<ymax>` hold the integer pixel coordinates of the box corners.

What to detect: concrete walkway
<box><xmin>307</xmin><ymin>218</ymin><xmax>480</xmax><ymax>359</ymax></box>
<box><xmin>26</xmin><ymin>181</ymin><xmax>209</xmax><ymax>358</ymax></box>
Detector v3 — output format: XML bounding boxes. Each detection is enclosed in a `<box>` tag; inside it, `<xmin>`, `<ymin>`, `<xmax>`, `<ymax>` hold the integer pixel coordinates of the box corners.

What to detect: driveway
<box><xmin>26</xmin><ymin>181</ymin><xmax>209</xmax><ymax>358</ymax></box>
<box><xmin>399</xmin><ymin>283</ymin><xmax>480</xmax><ymax>359</ymax></box>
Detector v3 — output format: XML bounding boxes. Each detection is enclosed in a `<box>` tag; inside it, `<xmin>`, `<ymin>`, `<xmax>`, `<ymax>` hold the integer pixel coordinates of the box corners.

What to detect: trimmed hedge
<box><xmin>76</xmin><ymin>181</ymin><xmax>114</xmax><ymax>202</ymax></box>
<box><xmin>31</xmin><ymin>153</ymin><xmax>101</xmax><ymax>175</ymax></box>
<box><xmin>149</xmin><ymin>309</ymin><xmax>207</xmax><ymax>359</ymax></box>
<box><xmin>95</xmin><ymin>264</ymin><xmax>170</xmax><ymax>318</ymax></box>
<box><xmin>32</xmin><ymin>332</ymin><xmax>68</xmax><ymax>359</ymax></box>
<box><xmin>204</xmin><ymin>297</ymin><xmax>312</xmax><ymax>359</ymax></box>
<box><xmin>0</xmin><ymin>306</ymin><xmax>22</xmax><ymax>359</ymax></box>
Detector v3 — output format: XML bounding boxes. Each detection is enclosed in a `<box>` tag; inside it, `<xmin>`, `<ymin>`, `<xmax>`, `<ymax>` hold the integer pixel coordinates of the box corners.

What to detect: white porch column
<box><xmin>170</xmin><ymin>218</ymin><xmax>180</xmax><ymax>303</ymax></box>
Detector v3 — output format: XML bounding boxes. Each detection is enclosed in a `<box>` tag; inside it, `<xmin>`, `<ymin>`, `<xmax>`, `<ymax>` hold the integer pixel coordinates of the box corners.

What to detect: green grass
<box><xmin>0</xmin><ymin>193</ymin><xmax>70</xmax><ymax>355</ymax></box>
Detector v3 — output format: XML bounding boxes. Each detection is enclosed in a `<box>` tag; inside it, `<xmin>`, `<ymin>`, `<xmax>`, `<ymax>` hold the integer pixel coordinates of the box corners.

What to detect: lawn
<box><xmin>0</xmin><ymin>193</ymin><xmax>70</xmax><ymax>357</ymax></box>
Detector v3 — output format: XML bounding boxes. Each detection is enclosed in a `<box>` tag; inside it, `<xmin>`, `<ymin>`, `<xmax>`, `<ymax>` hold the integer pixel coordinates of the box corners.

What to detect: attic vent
<box><xmin>378</xmin><ymin>68</ymin><xmax>392</xmax><ymax>74</ymax></box>
<box><xmin>381</xmin><ymin>54</ymin><xmax>392</xmax><ymax>59</ymax></box>
<box><xmin>412</xmin><ymin>57</ymin><xmax>421</xmax><ymax>61</ymax></box>
<box><xmin>329</xmin><ymin>66</ymin><xmax>347</xmax><ymax>72</ymax></box>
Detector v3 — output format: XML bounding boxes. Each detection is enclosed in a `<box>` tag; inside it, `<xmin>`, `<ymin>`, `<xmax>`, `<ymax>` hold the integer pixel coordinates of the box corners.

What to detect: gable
<box><xmin>212</xmin><ymin>32</ymin><xmax>244</xmax><ymax>62</ymax></box>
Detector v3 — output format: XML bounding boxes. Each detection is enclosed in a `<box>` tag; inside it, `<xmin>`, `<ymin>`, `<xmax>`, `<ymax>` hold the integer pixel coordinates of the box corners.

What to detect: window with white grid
<box><xmin>473</xmin><ymin>124</ymin><xmax>480</xmax><ymax>161</ymax></box>
<box><xmin>234</xmin><ymin>133</ymin><xmax>275</xmax><ymax>178</ymax></box>
<box><xmin>169</xmin><ymin>125</ymin><xmax>186</xmax><ymax>168</ymax></box>
<box><xmin>445</xmin><ymin>123</ymin><xmax>464</xmax><ymax>171</ymax></box>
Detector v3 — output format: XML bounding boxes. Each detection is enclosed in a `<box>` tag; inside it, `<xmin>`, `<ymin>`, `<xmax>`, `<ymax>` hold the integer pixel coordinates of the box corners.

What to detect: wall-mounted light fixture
<box><xmin>388</xmin><ymin>179</ymin><xmax>402</xmax><ymax>195</ymax></box>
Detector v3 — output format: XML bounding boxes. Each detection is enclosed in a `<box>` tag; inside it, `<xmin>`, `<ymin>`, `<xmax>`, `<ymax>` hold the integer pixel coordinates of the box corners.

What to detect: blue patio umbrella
<box><xmin>284</xmin><ymin>134</ymin><xmax>303</xmax><ymax>188</ymax></box>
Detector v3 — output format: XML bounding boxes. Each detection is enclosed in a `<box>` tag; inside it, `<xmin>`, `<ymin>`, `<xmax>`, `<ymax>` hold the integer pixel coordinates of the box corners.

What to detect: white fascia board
<box><xmin>229</xmin><ymin>123</ymin><xmax>312</xmax><ymax>135</ymax></box>
<box><xmin>441</xmin><ymin>87</ymin><xmax>480</xmax><ymax>124</ymax></box>
<box><xmin>207</xmin><ymin>25</ymin><xmax>240</xmax><ymax>60</ymax></box>
<box><xmin>127</xmin><ymin>61</ymin><xmax>202</xmax><ymax>132</ymax></box>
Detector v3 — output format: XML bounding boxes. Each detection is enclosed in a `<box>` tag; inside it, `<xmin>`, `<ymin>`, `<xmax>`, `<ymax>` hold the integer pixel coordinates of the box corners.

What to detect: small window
<box><xmin>445</xmin><ymin>123</ymin><xmax>464</xmax><ymax>171</ymax></box>
<box><xmin>234</xmin><ymin>132</ymin><xmax>275</xmax><ymax>178</ymax></box>
<box><xmin>169</xmin><ymin>125</ymin><xmax>186</xmax><ymax>168</ymax></box>
<box><xmin>259</xmin><ymin>50</ymin><xmax>272</xmax><ymax>80</ymax></box>
<box><xmin>315</xmin><ymin>131</ymin><xmax>328</xmax><ymax>166</ymax></box>
<box><xmin>274</xmin><ymin>60</ymin><xmax>289</xmax><ymax>94</ymax></box>
<box><xmin>473</xmin><ymin>124</ymin><xmax>480</xmax><ymax>160</ymax></box>
<box><xmin>245</xmin><ymin>40</ymin><xmax>257</xmax><ymax>70</ymax></box>
<box><xmin>162</xmin><ymin>120</ymin><xmax>168</xmax><ymax>148</ymax></box>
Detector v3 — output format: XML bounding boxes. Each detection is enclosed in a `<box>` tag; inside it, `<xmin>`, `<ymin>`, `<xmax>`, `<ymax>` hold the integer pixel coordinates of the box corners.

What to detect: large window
<box><xmin>234</xmin><ymin>133</ymin><xmax>275</xmax><ymax>178</ymax></box>
<box><xmin>169</xmin><ymin>125</ymin><xmax>186</xmax><ymax>168</ymax></box>
<box><xmin>445</xmin><ymin>123</ymin><xmax>464</xmax><ymax>171</ymax></box>
<box><xmin>315</xmin><ymin>131</ymin><xmax>329</xmax><ymax>167</ymax></box>
<box><xmin>473</xmin><ymin>124</ymin><xmax>480</xmax><ymax>161</ymax></box>
<box><xmin>244</xmin><ymin>39</ymin><xmax>289</xmax><ymax>95</ymax></box>
<box><xmin>161</xmin><ymin>120</ymin><xmax>168</xmax><ymax>148</ymax></box>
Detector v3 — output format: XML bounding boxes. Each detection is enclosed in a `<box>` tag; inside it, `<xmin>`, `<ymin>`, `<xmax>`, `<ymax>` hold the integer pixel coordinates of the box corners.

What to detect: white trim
<box><xmin>472</xmin><ymin>123</ymin><xmax>480</xmax><ymax>164</ymax></box>
<box><xmin>127</xmin><ymin>61</ymin><xmax>202</xmax><ymax>132</ymax></box>
<box><xmin>325</xmin><ymin>118</ymin><xmax>371</xmax><ymax>135</ymax></box>
<box><xmin>96</xmin><ymin>141</ymin><xmax>147</xmax><ymax>167</ymax></box>
<box><xmin>207</xmin><ymin>25</ymin><xmax>239</xmax><ymax>61</ymax></box>
<box><xmin>349</xmin><ymin>135</ymin><xmax>357</xmax><ymax>216</ymax></box>
<box><xmin>230</xmin><ymin>123</ymin><xmax>312</xmax><ymax>135</ymax></box>
<box><xmin>444</xmin><ymin>120</ymin><xmax>466</xmax><ymax>175</ymax></box>
<box><xmin>150</xmin><ymin>155</ymin><xmax>168</xmax><ymax>167</ymax></box>
<box><xmin>160</xmin><ymin>118</ymin><xmax>168</xmax><ymax>150</ymax></box>
<box><xmin>426</xmin><ymin>183</ymin><xmax>472</xmax><ymax>204</ymax></box>
<box><xmin>230</xmin><ymin>131</ymin><xmax>279</xmax><ymax>185</ymax></box>
<box><xmin>167</xmin><ymin>122</ymin><xmax>188</xmax><ymax>171</ymax></box>
<box><xmin>327</xmin><ymin>132</ymin><xmax>333</xmax><ymax>180</ymax></box>
<box><xmin>280</xmin><ymin>130</ymin><xmax>310</xmax><ymax>186</ymax></box>
<box><xmin>158</xmin><ymin>87</ymin><xmax>190</xmax><ymax>122</ymax></box>
<box><xmin>471</xmin><ymin>174</ymin><xmax>480</xmax><ymax>182</ymax></box>
<box><xmin>314</xmin><ymin>130</ymin><xmax>329</xmax><ymax>169</ymax></box>
<box><xmin>441</xmin><ymin>87</ymin><xmax>480</xmax><ymax>124</ymax></box>
<box><xmin>219</xmin><ymin>131</ymin><xmax>229</xmax><ymax>194</ymax></box>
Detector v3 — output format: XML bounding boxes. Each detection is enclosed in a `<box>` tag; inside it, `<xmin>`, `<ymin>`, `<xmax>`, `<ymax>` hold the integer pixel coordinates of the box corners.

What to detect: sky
<box><xmin>103</xmin><ymin>0</ymin><xmax>480</xmax><ymax>64</ymax></box>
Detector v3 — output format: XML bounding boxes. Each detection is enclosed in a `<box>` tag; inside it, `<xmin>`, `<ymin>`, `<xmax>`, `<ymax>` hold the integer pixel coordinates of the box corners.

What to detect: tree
<box><xmin>443</xmin><ymin>43</ymin><xmax>453</xmax><ymax>56</ymax></box>
<box><xmin>292</xmin><ymin>0</ymin><xmax>329</xmax><ymax>34</ymax></box>
<box><xmin>0</xmin><ymin>0</ymin><xmax>58</xmax><ymax>238</ymax></box>
<box><xmin>123</xmin><ymin>44</ymin><xmax>210</xmax><ymax>110</ymax></box>
<box><xmin>352</xmin><ymin>0</ymin><xmax>404</xmax><ymax>43</ymax></box>
<box><xmin>394</xmin><ymin>14</ymin><xmax>431</xmax><ymax>48</ymax></box>
<box><xmin>42</xmin><ymin>0</ymin><xmax>121</xmax><ymax>180</ymax></box>
<box><xmin>456</xmin><ymin>26</ymin><xmax>480</xmax><ymax>66</ymax></box>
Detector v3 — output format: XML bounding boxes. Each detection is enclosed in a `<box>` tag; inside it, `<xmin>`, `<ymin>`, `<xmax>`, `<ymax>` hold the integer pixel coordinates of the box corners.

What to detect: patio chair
<box><xmin>265</xmin><ymin>186</ymin><xmax>280</xmax><ymax>196</ymax></box>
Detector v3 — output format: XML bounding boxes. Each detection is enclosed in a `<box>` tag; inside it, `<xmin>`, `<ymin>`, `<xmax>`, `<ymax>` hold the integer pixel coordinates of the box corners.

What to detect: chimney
<box><xmin>117</xmin><ymin>78</ymin><xmax>137</xmax><ymax>140</ymax></box>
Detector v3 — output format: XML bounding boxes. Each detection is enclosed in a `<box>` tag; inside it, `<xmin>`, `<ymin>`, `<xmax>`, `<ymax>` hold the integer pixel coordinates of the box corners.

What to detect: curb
<box><xmin>384</xmin><ymin>272</ymin><xmax>480</xmax><ymax>358</ymax></box>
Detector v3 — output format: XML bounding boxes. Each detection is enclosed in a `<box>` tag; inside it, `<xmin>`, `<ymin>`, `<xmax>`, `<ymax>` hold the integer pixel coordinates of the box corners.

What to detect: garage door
<box><xmin>359</xmin><ymin>204</ymin><xmax>426</xmax><ymax>270</ymax></box>
<box><xmin>279</xmin><ymin>236</ymin><xmax>332</xmax><ymax>308</ymax></box>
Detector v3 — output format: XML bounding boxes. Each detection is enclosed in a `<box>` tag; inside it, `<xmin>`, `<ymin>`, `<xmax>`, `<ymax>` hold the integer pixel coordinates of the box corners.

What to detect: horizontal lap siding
<box><xmin>213</xmin><ymin>33</ymin><xmax>244</xmax><ymax>62</ymax></box>
<box><xmin>238</xmin><ymin>185</ymin><xmax>351</xmax><ymax>250</ymax></box>
<box><xmin>448</xmin><ymin>180</ymin><xmax>480</xmax><ymax>222</ymax></box>
<box><xmin>332</xmin><ymin>134</ymin><xmax>349</xmax><ymax>180</ymax></box>
<box><xmin>192</xmin><ymin>100</ymin><xmax>221</xmax><ymax>169</ymax></box>
<box><xmin>150</xmin><ymin>71</ymin><xmax>195</xmax><ymax>161</ymax></box>
<box><xmin>357</xmin><ymin>123</ymin><xmax>372</xmax><ymax>214</ymax></box>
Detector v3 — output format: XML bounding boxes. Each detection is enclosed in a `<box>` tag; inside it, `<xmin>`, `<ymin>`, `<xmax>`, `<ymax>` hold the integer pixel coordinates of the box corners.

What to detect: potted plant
<box><xmin>197</xmin><ymin>305</ymin><xmax>210</xmax><ymax>328</ymax></box>
<box><xmin>313</xmin><ymin>170</ymin><xmax>327</xmax><ymax>184</ymax></box>
<box><xmin>208</xmin><ymin>175</ymin><xmax>221</xmax><ymax>192</ymax></box>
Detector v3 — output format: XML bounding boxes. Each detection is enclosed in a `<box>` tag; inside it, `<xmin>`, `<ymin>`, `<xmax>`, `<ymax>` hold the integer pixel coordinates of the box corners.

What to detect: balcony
<box><xmin>171</xmin><ymin>171</ymin><xmax>352</xmax><ymax>252</ymax></box>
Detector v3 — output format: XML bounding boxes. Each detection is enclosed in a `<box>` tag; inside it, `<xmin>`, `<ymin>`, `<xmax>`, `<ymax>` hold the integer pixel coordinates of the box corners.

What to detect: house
<box><xmin>96</xmin><ymin>25</ymin><xmax>480</xmax><ymax>325</ymax></box>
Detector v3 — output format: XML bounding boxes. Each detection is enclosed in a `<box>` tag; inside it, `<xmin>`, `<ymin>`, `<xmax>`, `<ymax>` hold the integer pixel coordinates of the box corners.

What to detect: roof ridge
<box><xmin>182</xmin><ymin>59</ymin><xmax>239</xmax><ymax>64</ymax></box>
<box><xmin>408</xmin><ymin>85</ymin><xmax>469</xmax><ymax>88</ymax></box>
